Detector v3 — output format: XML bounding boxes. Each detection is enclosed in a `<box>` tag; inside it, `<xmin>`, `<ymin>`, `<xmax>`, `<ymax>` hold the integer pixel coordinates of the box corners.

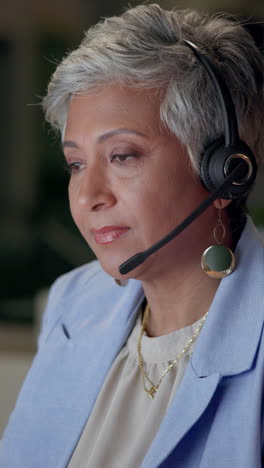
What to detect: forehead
<box><xmin>64</xmin><ymin>85</ymin><xmax>164</xmax><ymax>139</ymax></box>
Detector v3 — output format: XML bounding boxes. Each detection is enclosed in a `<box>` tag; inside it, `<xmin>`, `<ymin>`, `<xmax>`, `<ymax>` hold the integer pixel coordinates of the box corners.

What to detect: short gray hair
<box><xmin>43</xmin><ymin>4</ymin><xmax>264</xmax><ymax>172</ymax></box>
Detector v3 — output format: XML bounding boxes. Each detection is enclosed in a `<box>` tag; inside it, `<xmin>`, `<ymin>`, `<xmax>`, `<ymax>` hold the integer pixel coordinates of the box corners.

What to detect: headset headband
<box><xmin>182</xmin><ymin>40</ymin><xmax>239</xmax><ymax>147</ymax></box>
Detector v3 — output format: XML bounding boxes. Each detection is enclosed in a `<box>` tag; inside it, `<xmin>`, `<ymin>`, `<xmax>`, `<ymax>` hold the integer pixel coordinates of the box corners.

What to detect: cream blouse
<box><xmin>68</xmin><ymin>312</ymin><xmax>205</xmax><ymax>468</ymax></box>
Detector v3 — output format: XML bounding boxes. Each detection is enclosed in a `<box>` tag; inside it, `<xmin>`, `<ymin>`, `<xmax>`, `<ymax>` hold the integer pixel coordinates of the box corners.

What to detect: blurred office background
<box><xmin>0</xmin><ymin>0</ymin><xmax>264</xmax><ymax>436</ymax></box>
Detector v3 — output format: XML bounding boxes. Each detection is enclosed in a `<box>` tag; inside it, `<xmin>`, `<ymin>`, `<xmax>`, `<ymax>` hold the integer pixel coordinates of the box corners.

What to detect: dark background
<box><xmin>0</xmin><ymin>0</ymin><xmax>263</xmax><ymax>323</ymax></box>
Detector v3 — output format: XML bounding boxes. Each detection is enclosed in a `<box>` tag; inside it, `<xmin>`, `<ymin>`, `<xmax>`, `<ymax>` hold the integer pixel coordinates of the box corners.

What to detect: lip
<box><xmin>91</xmin><ymin>225</ymin><xmax>130</xmax><ymax>244</ymax></box>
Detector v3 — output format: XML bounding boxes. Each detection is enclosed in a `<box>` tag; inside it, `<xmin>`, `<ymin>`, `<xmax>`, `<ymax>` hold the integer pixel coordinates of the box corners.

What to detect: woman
<box><xmin>1</xmin><ymin>4</ymin><xmax>264</xmax><ymax>467</ymax></box>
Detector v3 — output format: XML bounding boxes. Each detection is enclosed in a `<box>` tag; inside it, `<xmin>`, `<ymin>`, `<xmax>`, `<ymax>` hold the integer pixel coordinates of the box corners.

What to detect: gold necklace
<box><xmin>137</xmin><ymin>304</ymin><xmax>208</xmax><ymax>400</ymax></box>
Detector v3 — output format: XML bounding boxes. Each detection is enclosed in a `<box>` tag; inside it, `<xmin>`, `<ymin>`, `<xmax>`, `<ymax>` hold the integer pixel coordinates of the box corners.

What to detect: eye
<box><xmin>64</xmin><ymin>161</ymin><xmax>84</xmax><ymax>175</ymax></box>
<box><xmin>110</xmin><ymin>153</ymin><xmax>137</xmax><ymax>164</ymax></box>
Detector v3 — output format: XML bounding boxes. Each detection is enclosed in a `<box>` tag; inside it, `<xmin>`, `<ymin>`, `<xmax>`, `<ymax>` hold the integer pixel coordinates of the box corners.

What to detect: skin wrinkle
<box><xmin>64</xmin><ymin>84</ymin><xmax>232</xmax><ymax>337</ymax></box>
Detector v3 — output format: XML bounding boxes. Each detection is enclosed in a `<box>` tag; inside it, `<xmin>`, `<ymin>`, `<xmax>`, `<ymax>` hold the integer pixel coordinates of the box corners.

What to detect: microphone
<box><xmin>118</xmin><ymin>163</ymin><xmax>246</xmax><ymax>275</ymax></box>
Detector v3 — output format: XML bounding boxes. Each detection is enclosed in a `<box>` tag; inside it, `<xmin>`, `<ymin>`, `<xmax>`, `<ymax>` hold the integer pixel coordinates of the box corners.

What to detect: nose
<box><xmin>73</xmin><ymin>164</ymin><xmax>116</xmax><ymax>212</ymax></box>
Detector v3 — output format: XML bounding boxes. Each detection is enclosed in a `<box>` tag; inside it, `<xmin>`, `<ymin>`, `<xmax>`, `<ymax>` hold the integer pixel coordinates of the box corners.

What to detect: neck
<box><xmin>142</xmin><ymin>267</ymin><xmax>220</xmax><ymax>337</ymax></box>
<box><xmin>140</xmin><ymin>211</ymin><xmax>233</xmax><ymax>337</ymax></box>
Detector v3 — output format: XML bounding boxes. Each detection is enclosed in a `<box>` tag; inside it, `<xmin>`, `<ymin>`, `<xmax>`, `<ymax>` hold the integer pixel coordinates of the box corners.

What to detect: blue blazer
<box><xmin>1</xmin><ymin>218</ymin><xmax>264</xmax><ymax>467</ymax></box>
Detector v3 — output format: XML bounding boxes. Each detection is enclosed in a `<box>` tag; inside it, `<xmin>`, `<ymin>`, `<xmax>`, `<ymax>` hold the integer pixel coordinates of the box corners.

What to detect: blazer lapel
<box><xmin>47</xmin><ymin>278</ymin><xmax>144</xmax><ymax>467</ymax></box>
<box><xmin>141</xmin><ymin>366</ymin><xmax>220</xmax><ymax>468</ymax></box>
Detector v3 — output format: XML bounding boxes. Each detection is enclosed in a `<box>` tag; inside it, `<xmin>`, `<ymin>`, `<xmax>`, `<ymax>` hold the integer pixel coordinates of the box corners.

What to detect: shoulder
<box><xmin>48</xmin><ymin>259</ymin><xmax>108</xmax><ymax>303</ymax></box>
<box><xmin>38</xmin><ymin>260</ymin><xmax>144</xmax><ymax>347</ymax></box>
<box><xmin>38</xmin><ymin>260</ymin><xmax>115</xmax><ymax>345</ymax></box>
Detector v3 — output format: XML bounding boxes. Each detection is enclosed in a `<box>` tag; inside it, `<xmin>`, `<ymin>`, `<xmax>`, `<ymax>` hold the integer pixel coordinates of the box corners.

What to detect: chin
<box><xmin>95</xmin><ymin>253</ymin><xmax>125</xmax><ymax>278</ymax></box>
<box><xmin>96</xmin><ymin>252</ymin><xmax>141</xmax><ymax>282</ymax></box>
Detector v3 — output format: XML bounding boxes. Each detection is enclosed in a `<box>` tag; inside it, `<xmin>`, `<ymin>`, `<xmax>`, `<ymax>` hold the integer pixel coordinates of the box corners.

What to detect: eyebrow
<box><xmin>63</xmin><ymin>128</ymin><xmax>147</xmax><ymax>149</ymax></box>
<box><xmin>97</xmin><ymin>128</ymin><xmax>147</xmax><ymax>143</ymax></box>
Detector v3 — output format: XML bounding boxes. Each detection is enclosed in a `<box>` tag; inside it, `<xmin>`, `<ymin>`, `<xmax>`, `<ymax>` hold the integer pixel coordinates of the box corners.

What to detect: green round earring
<box><xmin>201</xmin><ymin>209</ymin><xmax>235</xmax><ymax>279</ymax></box>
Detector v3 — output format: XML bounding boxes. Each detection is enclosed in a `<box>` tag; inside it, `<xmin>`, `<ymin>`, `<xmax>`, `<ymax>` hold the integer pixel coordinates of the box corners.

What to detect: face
<box><xmin>64</xmin><ymin>85</ymin><xmax>211</xmax><ymax>280</ymax></box>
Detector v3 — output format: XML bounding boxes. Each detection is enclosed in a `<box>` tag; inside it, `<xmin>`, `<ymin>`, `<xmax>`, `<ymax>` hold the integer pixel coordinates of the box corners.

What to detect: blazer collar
<box><xmin>191</xmin><ymin>217</ymin><xmax>264</xmax><ymax>378</ymax></box>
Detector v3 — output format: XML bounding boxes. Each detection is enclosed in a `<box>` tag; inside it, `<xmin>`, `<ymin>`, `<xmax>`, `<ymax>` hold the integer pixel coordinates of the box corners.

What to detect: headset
<box><xmin>119</xmin><ymin>40</ymin><xmax>258</xmax><ymax>275</ymax></box>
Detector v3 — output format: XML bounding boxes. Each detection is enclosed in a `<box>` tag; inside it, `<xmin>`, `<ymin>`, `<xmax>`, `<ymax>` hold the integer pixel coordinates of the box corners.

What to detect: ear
<box><xmin>213</xmin><ymin>198</ymin><xmax>232</xmax><ymax>210</ymax></box>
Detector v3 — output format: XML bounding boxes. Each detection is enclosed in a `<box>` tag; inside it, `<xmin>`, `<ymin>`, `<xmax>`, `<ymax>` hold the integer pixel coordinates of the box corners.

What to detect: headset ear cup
<box><xmin>200</xmin><ymin>137</ymin><xmax>225</xmax><ymax>194</ymax></box>
<box><xmin>200</xmin><ymin>137</ymin><xmax>257</xmax><ymax>199</ymax></box>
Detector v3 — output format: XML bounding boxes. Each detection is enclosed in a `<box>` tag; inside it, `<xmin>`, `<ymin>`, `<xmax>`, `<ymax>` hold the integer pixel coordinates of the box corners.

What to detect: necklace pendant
<box><xmin>138</xmin><ymin>303</ymin><xmax>209</xmax><ymax>400</ymax></box>
<box><xmin>148</xmin><ymin>385</ymin><xmax>158</xmax><ymax>399</ymax></box>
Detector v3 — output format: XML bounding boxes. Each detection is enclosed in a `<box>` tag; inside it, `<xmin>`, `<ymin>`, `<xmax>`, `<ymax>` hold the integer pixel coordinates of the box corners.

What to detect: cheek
<box><xmin>141</xmin><ymin>171</ymin><xmax>199</xmax><ymax>227</ymax></box>
<box><xmin>68</xmin><ymin>183</ymin><xmax>82</xmax><ymax>226</ymax></box>
<box><xmin>68</xmin><ymin>182</ymin><xmax>75</xmax><ymax>212</ymax></box>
